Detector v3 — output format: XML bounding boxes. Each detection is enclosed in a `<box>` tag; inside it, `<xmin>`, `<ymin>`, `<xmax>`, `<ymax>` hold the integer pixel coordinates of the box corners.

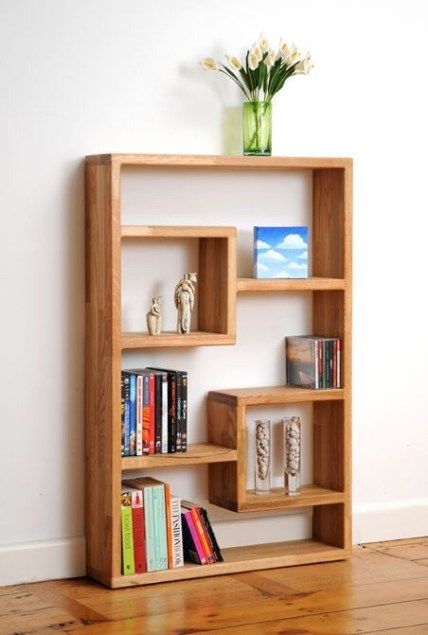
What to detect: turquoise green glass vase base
<box><xmin>242</xmin><ymin>101</ymin><xmax>272</xmax><ymax>156</ymax></box>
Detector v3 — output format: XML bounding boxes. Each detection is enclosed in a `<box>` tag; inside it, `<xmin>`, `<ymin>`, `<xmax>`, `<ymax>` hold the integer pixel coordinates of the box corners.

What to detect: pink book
<box><xmin>182</xmin><ymin>510</ymin><xmax>207</xmax><ymax>564</ymax></box>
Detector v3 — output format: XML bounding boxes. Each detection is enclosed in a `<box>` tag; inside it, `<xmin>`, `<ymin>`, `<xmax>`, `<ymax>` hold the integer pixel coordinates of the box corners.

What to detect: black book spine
<box><xmin>181</xmin><ymin>372</ymin><xmax>188</xmax><ymax>452</ymax></box>
<box><xmin>181</xmin><ymin>512</ymin><xmax>201</xmax><ymax>564</ymax></box>
<box><xmin>154</xmin><ymin>373</ymin><xmax>162</xmax><ymax>454</ymax></box>
<box><xmin>176</xmin><ymin>372</ymin><xmax>182</xmax><ymax>452</ymax></box>
<box><xmin>200</xmin><ymin>508</ymin><xmax>223</xmax><ymax>562</ymax></box>
<box><xmin>168</xmin><ymin>371</ymin><xmax>177</xmax><ymax>453</ymax></box>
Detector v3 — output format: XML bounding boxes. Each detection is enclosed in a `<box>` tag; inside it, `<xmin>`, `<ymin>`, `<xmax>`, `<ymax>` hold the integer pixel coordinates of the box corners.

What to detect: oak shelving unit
<box><xmin>85</xmin><ymin>153</ymin><xmax>352</xmax><ymax>588</ymax></box>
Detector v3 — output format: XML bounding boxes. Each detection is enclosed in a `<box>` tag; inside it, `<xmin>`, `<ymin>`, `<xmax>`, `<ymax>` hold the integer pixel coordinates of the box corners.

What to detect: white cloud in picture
<box><xmin>297</xmin><ymin>250</ymin><xmax>308</xmax><ymax>260</ymax></box>
<box><xmin>258</xmin><ymin>249</ymin><xmax>287</xmax><ymax>262</ymax></box>
<box><xmin>255</xmin><ymin>239</ymin><xmax>271</xmax><ymax>250</ymax></box>
<box><xmin>276</xmin><ymin>234</ymin><xmax>308</xmax><ymax>250</ymax></box>
<box><xmin>287</xmin><ymin>262</ymin><xmax>307</xmax><ymax>271</ymax></box>
<box><xmin>256</xmin><ymin>262</ymin><xmax>270</xmax><ymax>272</ymax></box>
<box><xmin>273</xmin><ymin>271</ymin><xmax>290</xmax><ymax>278</ymax></box>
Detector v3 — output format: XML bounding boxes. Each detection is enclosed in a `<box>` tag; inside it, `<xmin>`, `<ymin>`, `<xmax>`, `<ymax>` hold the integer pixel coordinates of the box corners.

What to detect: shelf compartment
<box><xmin>121</xmin><ymin>330</ymin><xmax>235</xmax><ymax>349</ymax></box>
<box><xmin>107</xmin><ymin>538</ymin><xmax>348</xmax><ymax>588</ymax></box>
<box><xmin>209</xmin><ymin>385</ymin><xmax>345</xmax><ymax>406</ymax></box>
<box><xmin>241</xmin><ymin>485</ymin><xmax>344</xmax><ymax>512</ymax></box>
<box><xmin>121</xmin><ymin>443</ymin><xmax>237</xmax><ymax>470</ymax></box>
<box><xmin>237</xmin><ymin>277</ymin><xmax>345</xmax><ymax>293</ymax></box>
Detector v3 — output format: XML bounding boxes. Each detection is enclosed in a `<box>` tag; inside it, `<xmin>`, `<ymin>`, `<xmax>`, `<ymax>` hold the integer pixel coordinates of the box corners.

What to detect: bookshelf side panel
<box><xmin>208</xmin><ymin>399</ymin><xmax>239</xmax><ymax>511</ymax></box>
<box><xmin>312</xmin><ymin>168</ymin><xmax>345</xmax><ymax>278</ymax></box>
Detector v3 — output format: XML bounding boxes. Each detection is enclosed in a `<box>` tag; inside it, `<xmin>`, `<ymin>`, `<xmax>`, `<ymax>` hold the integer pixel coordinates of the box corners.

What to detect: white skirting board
<box><xmin>0</xmin><ymin>536</ymin><xmax>85</xmax><ymax>586</ymax></box>
<box><xmin>1</xmin><ymin>500</ymin><xmax>427</xmax><ymax>586</ymax></box>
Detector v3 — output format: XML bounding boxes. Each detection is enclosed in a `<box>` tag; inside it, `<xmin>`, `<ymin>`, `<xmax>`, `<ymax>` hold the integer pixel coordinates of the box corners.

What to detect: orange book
<box><xmin>164</xmin><ymin>482</ymin><xmax>173</xmax><ymax>568</ymax></box>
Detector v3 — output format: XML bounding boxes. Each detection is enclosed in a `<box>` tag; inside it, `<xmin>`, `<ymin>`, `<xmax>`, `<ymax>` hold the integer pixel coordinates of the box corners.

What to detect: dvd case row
<box><xmin>286</xmin><ymin>336</ymin><xmax>341</xmax><ymax>389</ymax></box>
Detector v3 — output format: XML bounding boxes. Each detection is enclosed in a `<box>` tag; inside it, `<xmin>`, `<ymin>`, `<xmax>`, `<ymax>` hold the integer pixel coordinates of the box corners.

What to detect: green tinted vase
<box><xmin>242</xmin><ymin>101</ymin><xmax>272</xmax><ymax>156</ymax></box>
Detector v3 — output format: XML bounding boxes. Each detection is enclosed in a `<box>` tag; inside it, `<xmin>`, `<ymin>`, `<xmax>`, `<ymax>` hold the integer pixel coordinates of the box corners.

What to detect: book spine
<box><xmin>164</xmin><ymin>483</ymin><xmax>173</xmax><ymax>568</ymax></box>
<box><xmin>200</xmin><ymin>507</ymin><xmax>223</xmax><ymax>562</ymax></box>
<box><xmin>191</xmin><ymin>507</ymin><xmax>215</xmax><ymax>563</ymax></box>
<box><xmin>322</xmin><ymin>339</ymin><xmax>327</xmax><ymax>389</ymax></box>
<box><xmin>156</xmin><ymin>485</ymin><xmax>168</xmax><ymax>570</ymax></box>
<box><xmin>123</xmin><ymin>375</ymin><xmax>131</xmax><ymax>456</ymax></box>
<box><xmin>143</xmin><ymin>488</ymin><xmax>156</xmax><ymax>571</ymax></box>
<box><xmin>333</xmin><ymin>339</ymin><xmax>337</xmax><ymax>388</ymax></box>
<box><xmin>131</xmin><ymin>490</ymin><xmax>147</xmax><ymax>573</ymax></box>
<box><xmin>329</xmin><ymin>340</ymin><xmax>334</xmax><ymax>388</ymax></box>
<box><xmin>121</xmin><ymin>496</ymin><xmax>135</xmax><ymax>575</ymax></box>
<box><xmin>171</xmin><ymin>497</ymin><xmax>184</xmax><ymax>568</ymax></box>
<box><xmin>168</xmin><ymin>372</ymin><xmax>177</xmax><ymax>453</ymax></box>
<box><xmin>136</xmin><ymin>375</ymin><xmax>143</xmax><ymax>456</ymax></box>
<box><xmin>175</xmin><ymin>372</ymin><xmax>182</xmax><ymax>452</ymax></box>
<box><xmin>148</xmin><ymin>373</ymin><xmax>155</xmax><ymax>455</ymax></box>
<box><xmin>184</xmin><ymin>510</ymin><xmax>206</xmax><ymax>564</ymax></box>
<box><xmin>314</xmin><ymin>340</ymin><xmax>319</xmax><ymax>390</ymax></box>
<box><xmin>142</xmin><ymin>374</ymin><xmax>150</xmax><ymax>455</ymax></box>
<box><xmin>151</xmin><ymin>486</ymin><xmax>161</xmax><ymax>570</ymax></box>
<box><xmin>128</xmin><ymin>374</ymin><xmax>137</xmax><ymax>456</ymax></box>
<box><xmin>337</xmin><ymin>339</ymin><xmax>341</xmax><ymax>388</ymax></box>
<box><xmin>121</xmin><ymin>375</ymin><xmax>125</xmax><ymax>457</ymax></box>
<box><xmin>317</xmin><ymin>339</ymin><xmax>323</xmax><ymax>389</ymax></box>
<box><xmin>325</xmin><ymin>340</ymin><xmax>331</xmax><ymax>388</ymax></box>
<box><xmin>154</xmin><ymin>373</ymin><xmax>162</xmax><ymax>454</ymax></box>
<box><xmin>181</xmin><ymin>372</ymin><xmax>188</xmax><ymax>452</ymax></box>
<box><xmin>161</xmin><ymin>372</ymin><xmax>168</xmax><ymax>454</ymax></box>
<box><xmin>181</xmin><ymin>512</ymin><xmax>200</xmax><ymax>564</ymax></box>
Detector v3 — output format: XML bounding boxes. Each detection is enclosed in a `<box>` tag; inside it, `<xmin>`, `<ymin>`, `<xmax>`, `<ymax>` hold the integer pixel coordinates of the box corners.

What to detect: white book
<box><xmin>161</xmin><ymin>371</ymin><xmax>168</xmax><ymax>454</ymax></box>
<box><xmin>171</xmin><ymin>496</ymin><xmax>184</xmax><ymax>568</ymax></box>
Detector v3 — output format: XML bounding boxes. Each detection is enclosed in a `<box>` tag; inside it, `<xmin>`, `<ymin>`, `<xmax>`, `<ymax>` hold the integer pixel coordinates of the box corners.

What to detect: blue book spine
<box><xmin>143</xmin><ymin>487</ymin><xmax>156</xmax><ymax>572</ymax></box>
<box><xmin>123</xmin><ymin>374</ymin><xmax>131</xmax><ymax>456</ymax></box>
<box><xmin>253</xmin><ymin>227</ymin><xmax>258</xmax><ymax>278</ymax></box>
<box><xmin>129</xmin><ymin>374</ymin><xmax>137</xmax><ymax>456</ymax></box>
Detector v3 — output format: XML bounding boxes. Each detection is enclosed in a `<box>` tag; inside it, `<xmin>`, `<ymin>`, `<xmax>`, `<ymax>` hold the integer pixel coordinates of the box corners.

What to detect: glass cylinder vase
<box><xmin>254</xmin><ymin>419</ymin><xmax>271</xmax><ymax>493</ymax></box>
<box><xmin>242</xmin><ymin>101</ymin><xmax>272</xmax><ymax>156</ymax></box>
<box><xmin>284</xmin><ymin>416</ymin><xmax>301</xmax><ymax>495</ymax></box>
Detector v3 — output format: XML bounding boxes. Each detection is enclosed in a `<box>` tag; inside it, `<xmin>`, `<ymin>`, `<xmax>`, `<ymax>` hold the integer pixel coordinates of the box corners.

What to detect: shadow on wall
<box><xmin>223</xmin><ymin>107</ymin><xmax>242</xmax><ymax>155</ymax></box>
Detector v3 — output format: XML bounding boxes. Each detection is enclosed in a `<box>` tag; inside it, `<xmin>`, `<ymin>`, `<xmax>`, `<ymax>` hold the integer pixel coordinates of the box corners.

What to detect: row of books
<box><xmin>286</xmin><ymin>335</ymin><xmax>341</xmax><ymax>389</ymax></box>
<box><xmin>121</xmin><ymin>367</ymin><xmax>187</xmax><ymax>456</ymax></box>
<box><xmin>121</xmin><ymin>477</ymin><xmax>223</xmax><ymax>574</ymax></box>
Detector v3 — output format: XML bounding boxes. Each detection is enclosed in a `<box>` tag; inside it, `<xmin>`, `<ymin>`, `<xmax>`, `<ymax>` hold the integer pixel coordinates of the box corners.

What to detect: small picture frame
<box><xmin>254</xmin><ymin>226</ymin><xmax>309</xmax><ymax>279</ymax></box>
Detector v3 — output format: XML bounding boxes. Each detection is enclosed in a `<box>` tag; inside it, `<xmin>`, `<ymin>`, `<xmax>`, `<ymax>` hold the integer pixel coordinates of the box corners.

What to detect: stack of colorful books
<box><xmin>121</xmin><ymin>477</ymin><xmax>223</xmax><ymax>575</ymax></box>
<box><xmin>286</xmin><ymin>336</ymin><xmax>341</xmax><ymax>389</ymax></box>
<box><xmin>121</xmin><ymin>367</ymin><xmax>187</xmax><ymax>456</ymax></box>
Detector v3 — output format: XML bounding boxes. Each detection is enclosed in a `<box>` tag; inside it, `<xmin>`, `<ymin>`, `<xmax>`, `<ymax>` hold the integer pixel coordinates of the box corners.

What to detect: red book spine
<box><xmin>192</xmin><ymin>507</ymin><xmax>215</xmax><ymax>563</ymax></box>
<box><xmin>148</xmin><ymin>373</ymin><xmax>155</xmax><ymax>455</ymax></box>
<box><xmin>333</xmin><ymin>339</ymin><xmax>338</xmax><ymax>388</ymax></box>
<box><xmin>184</xmin><ymin>510</ymin><xmax>206</xmax><ymax>564</ymax></box>
<box><xmin>131</xmin><ymin>491</ymin><xmax>147</xmax><ymax>573</ymax></box>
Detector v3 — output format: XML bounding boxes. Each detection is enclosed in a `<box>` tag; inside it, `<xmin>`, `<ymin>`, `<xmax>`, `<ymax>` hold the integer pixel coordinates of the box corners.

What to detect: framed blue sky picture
<box><xmin>254</xmin><ymin>226</ymin><xmax>309</xmax><ymax>279</ymax></box>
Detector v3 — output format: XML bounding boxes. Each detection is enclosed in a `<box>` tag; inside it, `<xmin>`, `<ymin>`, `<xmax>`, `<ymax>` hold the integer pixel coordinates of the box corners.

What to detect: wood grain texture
<box><xmin>208</xmin><ymin>400</ymin><xmax>239</xmax><ymax>511</ymax></box>
<box><xmin>87</xmin><ymin>153</ymin><xmax>353</xmax><ymax>170</ymax></box>
<box><xmin>121</xmin><ymin>443</ymin><xmax>237</xmax><ymax>470</ymax></box>
<box><xmin>209</xmin><ymin>385</ymin><xmax>345</xmax><ymax>406</ymax></box>
<box><xmin>121</xmin><ymin>225</ymin><xmax>236</xmax><ymax>238</ymax></box>
<box><xmin>242</xmin><ymin>485</ymin><xmax>344</xmax><ymax>512</ymax></box>
<box><xmin>121</xmin><ymin>331</ymin><xmax>235</xmax><ymax>349</ymax></box>
<box><xmin>237</xmin><ymin>276</ymin><xmax>345</xmax><ymax>292</ymax></box>
<box><xmin>85</xmin><ymin>157</ymin><xmax>122</xmax><ymax>585</ymax></box>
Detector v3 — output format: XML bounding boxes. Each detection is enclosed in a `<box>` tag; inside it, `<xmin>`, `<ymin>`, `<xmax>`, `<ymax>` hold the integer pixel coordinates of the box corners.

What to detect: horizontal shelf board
<box><xmin>121</xmin><ymin>331</ymin><xmax>235</xmax><ymax>349</ymax></box>
<box><xmin>109</xmin><ymin>539</ymin><xmax>347</xmax><ymax>587</ymax></box>
<box><xmin>241</xmin><ymin>485</ymin><xmax>344</xmax><ymax>512</ymax></box>
<box><xmin>209</xmin><ymin>385</ymin><xmax>345</xmax><ymax>406</ymax></box>
<box><xmin>121</xmin><ymin>225</ymin><xmax>236</xmax><ymax>239</ymax></box>
<box><xmin>122</xmin><ymin>443</ymin><xmax>237</xmax><ymax>470</ymax></box>
<box><xmin>237</xmin><ymin>277</ymin><xmax>345</xmax><ymax>292</ymax></box>
<box><xmin>87</xmin><ymin>154</ymin><xmax>352</xmax><ymax>171</ymax></box>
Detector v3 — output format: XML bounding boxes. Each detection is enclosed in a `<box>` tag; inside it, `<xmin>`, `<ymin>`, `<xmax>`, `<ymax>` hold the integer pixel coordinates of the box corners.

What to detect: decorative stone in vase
<box><xmin>146</xmin><ymin>296</ymin><xmax>162</xmax><ymax>335</ymax></box>
<box><xmin>174</xmin><ymin>273</ymin><xmax>197</xmax><ymax>335</ymax></box>
<box><xmin>284</xmin><ymin>416</ymin><xmax>301</xmax><ymax>495</ymax></box>
<box><xmin>254</xmin><ymin>419</ymin><xmax>271</xmax><ymax>494</ymax></box>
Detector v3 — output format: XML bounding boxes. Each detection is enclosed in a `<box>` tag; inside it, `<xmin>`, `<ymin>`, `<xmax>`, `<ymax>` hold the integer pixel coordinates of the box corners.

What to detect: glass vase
<box><xmin>254</xmin><ymin>419</ymin><xmax>271</xmax><ymax>493</ymax></box>
<box><xmin>242</xmin><ymin>101</ymin><xmax>272</xmax><ymax>156</ymax></box>
<box><xmin>284</xmin><ymin>417</ymin><xmax>301</xmax><ymax>495</ymax></box>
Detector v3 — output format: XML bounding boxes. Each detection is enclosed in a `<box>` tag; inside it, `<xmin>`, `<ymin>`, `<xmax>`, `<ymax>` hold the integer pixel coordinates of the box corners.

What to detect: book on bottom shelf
<box><xmin>120</xmin><ymin>490</ymin><xmax>135</xmax><ymax>575</ymax></box>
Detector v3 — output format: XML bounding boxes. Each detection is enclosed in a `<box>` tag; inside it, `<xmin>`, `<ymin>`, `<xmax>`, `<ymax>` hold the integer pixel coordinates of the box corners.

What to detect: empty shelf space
<box><xmin>241</xmin><ymin>485</ymin><xmax>344</xmax><ymax>512</ymax></box>
<box><xmin>121</xmin><ymin>443</ymin><xmax>237</xmax><ymax>470</ymax></box>
<box><xmin>209</xmin><ymin>385</ymin><xmax>345</xmax><ymax>406</ymax></box>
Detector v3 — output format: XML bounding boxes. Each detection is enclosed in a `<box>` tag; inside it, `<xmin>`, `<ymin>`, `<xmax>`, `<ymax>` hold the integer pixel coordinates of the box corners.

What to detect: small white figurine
<box><xmin>146</xmin><ymin>296</ymin><xmax>162</xmax><ymax>335</ymax></box>
<box><xmin>174</xmin><ymin>273</ymin><xmax>197</xmax><ymax>334</ymax></box>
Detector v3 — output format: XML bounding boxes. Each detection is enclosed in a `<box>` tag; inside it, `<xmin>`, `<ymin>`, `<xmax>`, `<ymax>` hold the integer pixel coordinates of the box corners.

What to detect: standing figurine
<box><xmin>174</xmin><ymin>273</ymin><xmax>197</xmax><ymax>334</ymax></box>
<box><xmin>146</xmin><ymin>296</ymin><xmax>162</xmax><ymax>335</ymax></box>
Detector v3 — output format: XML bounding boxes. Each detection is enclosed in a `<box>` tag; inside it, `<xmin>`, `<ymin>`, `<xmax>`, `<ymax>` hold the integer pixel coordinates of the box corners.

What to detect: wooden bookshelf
<box><xmin>85</xmin><ymin>153</ymin><xmax>352</xmax><ymax>588</ymax></box>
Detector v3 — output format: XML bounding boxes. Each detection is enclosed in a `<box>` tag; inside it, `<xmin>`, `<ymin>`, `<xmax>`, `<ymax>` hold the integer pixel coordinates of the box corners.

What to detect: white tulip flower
<box><xmin>226</xmin><ymin>55</ymin><xmax>242</xmax><ymax>71</ymax></box>
<box><xmin>279</xmin><ymin>39</ymin><xmax>291</xmax><ymax>57</ymax></box>
<box><xmin>201</xmin><ymin>57</ymin><xmax>218</xmax><ymax>71</ymax></box>
<box><xmin>248</xmin><ymin>51</ymin><xmax>259</xmax><ymax>71</ymax></box>
<box><xmin>295</xmin><ymin>54</ymin><xmax>314</xmax><ymax>74</ymax></box>
<box><xmin>264</xmin><ymin>49</ymin><xmax>276</xmax><ymax>68</ymax></box>
<box><xmin>251</xmin><ymin>44</ymin><xmax>263</xmax><ymax>62</ymax></box>
<box><xmin>284</xmin><ymin>47</ymin><xmax>301</xmax><ymax>67</ymax></box>
<box><xmin>259</xmin><ymin>36</ymin><xmax>269</xmax><ymax>52</ymax></box>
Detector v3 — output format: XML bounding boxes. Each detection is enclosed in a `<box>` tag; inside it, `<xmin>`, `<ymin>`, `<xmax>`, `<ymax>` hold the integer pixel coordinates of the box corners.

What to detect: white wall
<box><xmin>1</xmin><ymin>0</ymin><xmax>427</xmax><ymax>585</ymax></box>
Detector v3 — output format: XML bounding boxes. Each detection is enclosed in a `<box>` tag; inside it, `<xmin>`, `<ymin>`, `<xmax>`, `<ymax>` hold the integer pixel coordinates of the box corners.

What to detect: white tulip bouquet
<box><xmin>201</xmin><ymin>36</ymin><xmax>313</xmax><ymax>102</ymax></box>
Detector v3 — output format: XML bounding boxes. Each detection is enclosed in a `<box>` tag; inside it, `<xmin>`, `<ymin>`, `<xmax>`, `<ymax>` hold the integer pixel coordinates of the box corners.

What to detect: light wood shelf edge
<box><xmin>209</xmin><ymin>385</ymin><xmax>345</xmax><ymax>406</ymax></box>
<box><xmin>121</xmin><ymin>331</ymin><xmax>235</xmax><ymax>349</ymax></box>
<box><xmin>237</xmin><ymin>277</ymin><xmax>346</xmax><ymax>292</ymax></box>
<box><xmin>241</xmin><ymin>486</ymin><xmax>344</xmax><ymax>512</ymax></box>
<box><xmin>121</xmin><ymin>443</ymin><xmax>237</xmax><ymax>470</ymax></box>
<box><xmin>121</xmin><ymin>225</ymin><xmax>236</xmax><ymax>238</ymax></box>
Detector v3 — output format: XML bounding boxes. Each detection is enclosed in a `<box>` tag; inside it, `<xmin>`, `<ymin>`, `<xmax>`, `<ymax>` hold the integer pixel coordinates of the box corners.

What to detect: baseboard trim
<box><xmin>0</xmin><ymin>536</ymin><xmax>85</xmax><ymax>586</ymax></box>
<box><xmin>353</xmin><ymin>498</ymin><xmax>428</xmax><ymax>544</ymax></box>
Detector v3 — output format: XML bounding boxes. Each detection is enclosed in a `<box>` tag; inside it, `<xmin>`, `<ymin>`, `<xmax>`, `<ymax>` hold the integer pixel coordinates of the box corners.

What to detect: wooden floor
<box><xmin>1</xmin><ymin>538</ymin><xmax>427</xmax><ymax>634</ymax></box>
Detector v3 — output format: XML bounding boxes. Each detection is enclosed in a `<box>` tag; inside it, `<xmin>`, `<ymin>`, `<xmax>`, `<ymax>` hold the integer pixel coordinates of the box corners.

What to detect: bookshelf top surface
<box><xmin>210</xmin><ymin>385</ymin><xmax>345</xmax><ymax>406</ymax></box>
<box><xmin>86</xmin><ymin>154</ymin><xmax>352</xmax><ymax>170</ymax></box>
